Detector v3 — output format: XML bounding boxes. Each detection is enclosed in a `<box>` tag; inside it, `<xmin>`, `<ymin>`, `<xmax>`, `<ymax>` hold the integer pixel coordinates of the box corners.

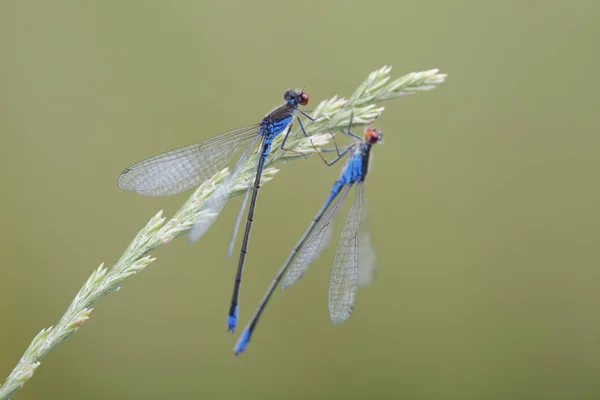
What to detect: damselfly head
<box><xmin>284</xmin><ymin>89</ymin><xmax>309</xmax><ymax>106</ymax></box>
<box><xmin>364</xmin><ymin>126</ymin><xmax>383</xmax><ymax>145</ymax></box>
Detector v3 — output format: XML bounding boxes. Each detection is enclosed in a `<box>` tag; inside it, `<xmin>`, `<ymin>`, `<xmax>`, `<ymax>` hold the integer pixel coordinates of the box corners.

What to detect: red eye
<box><xmin>365</xmin><ymin>127</ymin><xmax>381</xmax><ymax>144</ymax></box>
<box><xmin>299</xmin><ymin>92</ymin><xmax>309</xmax><ymax>106</ymax></box>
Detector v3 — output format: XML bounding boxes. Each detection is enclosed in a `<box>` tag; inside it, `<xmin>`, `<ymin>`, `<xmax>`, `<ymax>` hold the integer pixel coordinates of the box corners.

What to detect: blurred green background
<box><xmin>1</xmin><ymin>0</ymin><xmax>599</xmax><ymax>398</ymax></box>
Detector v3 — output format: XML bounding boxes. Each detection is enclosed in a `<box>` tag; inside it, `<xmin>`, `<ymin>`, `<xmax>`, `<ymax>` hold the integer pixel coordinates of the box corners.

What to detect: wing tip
<box><xmin>329</xmin><ymin>311</ymin><xmax>352</xmax><ymax>325</ymax></box>
<box><xmin>116</xmin><ymin>167</ymin><xmax>135</xmax><ymax>190</ymax></box>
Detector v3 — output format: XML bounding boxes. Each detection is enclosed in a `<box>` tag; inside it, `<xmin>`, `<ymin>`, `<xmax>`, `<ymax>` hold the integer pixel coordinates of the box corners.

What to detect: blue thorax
<box><xmin>258</xmin><ymin>101</ymin><xmax>297</xmax><ymax>157</ymax></box>
<box><xmin>324</xmin><ymin>143</ymin><xmax>372</xmax><ymax>206</ymax></box>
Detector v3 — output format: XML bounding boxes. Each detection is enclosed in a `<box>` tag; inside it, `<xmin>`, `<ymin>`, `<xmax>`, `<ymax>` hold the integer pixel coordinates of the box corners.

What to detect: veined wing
<box><xmin>357</xmin><ymin>189</ymin><xmax>376</xmax><ymax>287</ymax></box>
<box><xmin>282</xmin><ymin>185</ymin><xmax>351</xmax><ymax>290</ymax></box>
<box><xmin>117</xmin><ymin>125</ymin><xmax>259</xmax><ymax>196</ymax></box>
<box><xmin>227</xmin><ymin>150</ymin><xmax>262</xmax><ymax>257</ymax></box>
<box><xmin>188</xmin><ymin>135</ymin><xmax>261</xmax><ymax>243</ymax></box>
<box><xmin>328</xmin><ymin>183</ymin><xmax>364</xmax><ymax>325</ymax></box>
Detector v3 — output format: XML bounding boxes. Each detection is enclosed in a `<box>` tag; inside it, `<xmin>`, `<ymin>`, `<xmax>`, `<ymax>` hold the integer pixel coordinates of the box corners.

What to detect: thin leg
<box><xmin>279</xmin><ymin>121</ymin><xmax>308</xmax><ymax>159</ymax></box>
<box><xmin>311</xmin><ymin>129</ymin><xmax>346</xmax><ymax>166</ymax></box>
<box><xmin>279</xmin><ymin>122</ymin><xmax>294</xmax><ymax>150</ymax></box>
<box><xmin>296</xmin><ymin>114</ymin><xmax>310</xmax><ymax>137</ymax></box>
<box><xmin>297</xmin><ymin>114</ymin><xmax>345</xmax><ymax>165</ymax></box>
<box><xmin>340</xmin><ymin>128</ymin><xmax>361</xmax><ymax>141</ymax></box>
<box><xmin>323</xmin><ymin>144</ymin><xmax>353</xmax><ymax>166</ymax></box>
<box><xmin>339</xmin><ymin>111</ymin><xmax>362</xmax><ymax>140</ymax></box>
<box><xmin>298</xmin><ymin>109</ymin><xmax>320</xmax><ymax>121</ymax></box>
<box><xmin>328</xmin><ymin>128</ymin><xmax>342</xmax><ymax>157</ymax></box>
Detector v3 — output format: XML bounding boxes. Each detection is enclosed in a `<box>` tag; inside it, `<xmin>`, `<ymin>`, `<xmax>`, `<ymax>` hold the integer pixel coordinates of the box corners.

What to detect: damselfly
<box><xmin>117</xmin><ymin>90</ymin><xmax>318</xmax><ymax>331</ymax></box>
<box><xmin>234</xmin><ymin>121</ymin><xmax>383</xmax><ymax>355</ymax></box>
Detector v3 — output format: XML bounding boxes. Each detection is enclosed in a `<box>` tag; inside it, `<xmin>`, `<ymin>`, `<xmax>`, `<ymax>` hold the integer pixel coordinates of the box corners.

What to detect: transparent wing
<box><xmin>328</xmin><ymin>183</ymin><xmax>363</xmax><ymax>325</ymax></box>
<box><xmin>117</xmin><ymin>125</ymin><xmax>259</xmax><ymax>196</ymax></box>
<box><xmin>188</xmin><ymin>136</ymin><xmax>261</xmax><ymax>243</ymax></box>
<box><xmin>357</xmin><ymin>189</ymin><xmax>377</xmax><ymax>287</ymax></box>
<box><xmin>227</xmin><ymin>154</ymin><xmax>261</xmax><ymax>257</ymax></box>
<box><xmin>282</xmin><ymin>185</ymin><xmax>351</xmax><ymax>289</ymax></box>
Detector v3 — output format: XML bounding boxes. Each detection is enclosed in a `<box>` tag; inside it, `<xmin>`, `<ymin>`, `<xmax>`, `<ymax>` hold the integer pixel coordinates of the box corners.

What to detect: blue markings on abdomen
<box><xmin>261</xmin><ymin>140</ymin><xmax>274</xmax><ymax>158</ymax></box>
<box><xmin>228</xmin><ymin>305</ymin><xmax>239</xmax><ymax>331</ymax></box>
<box><xmin>323</xmin><ymin>181</ymin><xmax>345</xmax><ymax>209</ymax></box>
<box><xmin>234</xmin><ymin>328</ymin><xmax>251</xmax><ymax>355</ymax></box>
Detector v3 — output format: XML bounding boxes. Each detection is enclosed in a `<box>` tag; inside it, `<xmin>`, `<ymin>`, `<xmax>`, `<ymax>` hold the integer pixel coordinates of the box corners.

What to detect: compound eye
<box><xmin>365</xmin><ymin>127</ymin><xmax>381</xmax><ymax>144</ymax></box>
<box><xmin>299</xmin><ymin>92</ymin><xmax>309</xmax><ymax>106</ymax></box>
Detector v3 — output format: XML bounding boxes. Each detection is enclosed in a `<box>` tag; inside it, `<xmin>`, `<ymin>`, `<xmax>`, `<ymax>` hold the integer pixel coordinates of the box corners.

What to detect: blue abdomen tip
<box><xmin>234</xmin><ymin>329</ymin><xmax>251</xmax><ymax>355</ymax></box>
<box><xmin>228</xmin><ymin>306</ymin><xmax>239</xmax><ymax>332</ymax></box>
